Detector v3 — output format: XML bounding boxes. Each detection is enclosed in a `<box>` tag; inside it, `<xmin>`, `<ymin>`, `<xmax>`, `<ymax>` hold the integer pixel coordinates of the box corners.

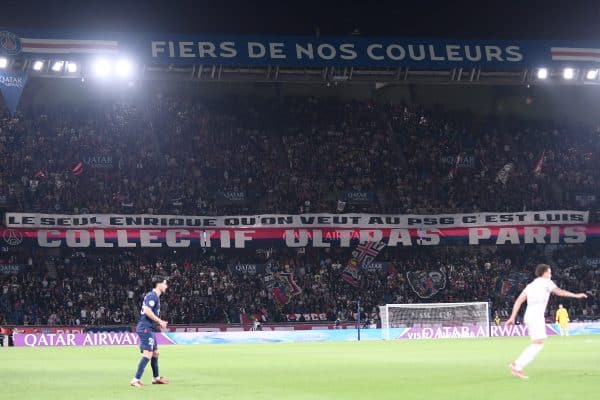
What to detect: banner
<box><xmin>0</xmin><ymin>70</ymin><xmax>27</xmax><ymax>115</ymax></box>
<box><xmin>407</xmin><ymin>269</ymin><xmax>447</xmax><ymax>298</ymax></box>
<box><xmin>496</xmin><ymin>271</ymin><xmax>530</xmax><ymax>297</ymax></box>
<box><xmin>12</xmin><ymin>332</ymin><xmax>170</xmax><ymax>347</ymax></box>
<box><xmin>342</xmin><ymin>241</ymin><xmax>385</xmax><ymax>286</ymax></box>
<box><xmin>11</xmin><ymin>322</ymin><xmax>600</xmax><ymax>346</ymax></box>
<box><xmin>0</xmin><ymin>224</ymin><xmax>595</xmax><ymax>249</ymax></box>
<box><xmin>264</xmin><ymin>264</ymin><xmax>302</xmax><ymax>306</ymax></box>
<box><xmin>5</xmin><ymin>211</ymin><xmax>589</xmax><ymax>229</ymax></box>
<box><xmin>8</xmin><ymin>29</ymin><xmax>600</xmax><ymax>68</ymax></box>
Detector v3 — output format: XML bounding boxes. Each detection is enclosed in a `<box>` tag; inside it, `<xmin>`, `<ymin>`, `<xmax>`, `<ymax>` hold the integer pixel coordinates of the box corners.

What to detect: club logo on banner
<box><xmin>3</xmin><ymin>229</ymin><xmax>23</xmax><ymax>246</ymax></box>
<box><xmin>0</xmin><ymin>70</ymin><xmax>28</xmax><ymax>115</ymax></box>
<box><xmin>407</xmin><ymin>268</ymin><xmax>447</xmax><ymax>298</ymax></box>
<box><xmin>0</xmin><ymin>31</ymin><xmax>22</xmax><ymax>56</ymax></box>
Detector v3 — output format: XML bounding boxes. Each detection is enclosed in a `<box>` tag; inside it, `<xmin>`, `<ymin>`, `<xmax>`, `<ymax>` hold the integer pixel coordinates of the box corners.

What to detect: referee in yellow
<box><xmin>555</xmin><ymin>304</ymin><xmax>570</xmax><ymax>336</ymax></box>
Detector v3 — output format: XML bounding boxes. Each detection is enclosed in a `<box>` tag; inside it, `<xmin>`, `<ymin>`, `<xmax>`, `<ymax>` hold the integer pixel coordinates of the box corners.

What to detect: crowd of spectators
<box><xmin>1</xmin><ymin>95</ymin><xmax>598</xmax><ymax>215</ymax></box>
<box><xmin>1</xmin><ymin>245</ymin><xmax>598</xmax><ymax>327</ymax></box>
<box><xmin>1</xmin><ymin>94</ymin><xmax>599</xmax><ymax>328</ymax></box>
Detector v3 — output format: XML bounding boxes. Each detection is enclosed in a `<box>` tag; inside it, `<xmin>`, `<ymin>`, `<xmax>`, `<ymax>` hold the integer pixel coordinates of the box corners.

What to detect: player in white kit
<box><xmin>505</xmin><ymin>264</ymin><xmax>588</xmax><ymax>379</ymax></box>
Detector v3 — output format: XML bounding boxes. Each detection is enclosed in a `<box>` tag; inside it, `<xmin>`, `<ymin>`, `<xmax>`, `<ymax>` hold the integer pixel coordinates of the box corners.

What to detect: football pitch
<box><xmin>1</xmin><ymin>336</ymin><xmax>599</xmax><ymax>400</ymax></box>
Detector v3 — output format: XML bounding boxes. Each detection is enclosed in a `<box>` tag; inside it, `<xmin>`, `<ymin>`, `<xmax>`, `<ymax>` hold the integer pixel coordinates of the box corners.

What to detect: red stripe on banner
<box><xmin>1</xmin><ymin>225</ymin><xmax>600</xmax><ymax>248</ymax></box>
<box><xmin>551</xmin><ymin>51</ymin><xmax>600</xmax><ymax>57</ymax></box>
<box><xmin>22</xmin><ymin>43</ymin><xmax>118</xmax><ymax>49</ymax></box>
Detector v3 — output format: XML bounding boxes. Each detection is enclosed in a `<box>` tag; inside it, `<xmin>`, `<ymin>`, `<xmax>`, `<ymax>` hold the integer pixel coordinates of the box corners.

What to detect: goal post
<box><xmin>379</xmin><ymin>302</ymin><xmax>490</xmax><ymax>340</ymax></box>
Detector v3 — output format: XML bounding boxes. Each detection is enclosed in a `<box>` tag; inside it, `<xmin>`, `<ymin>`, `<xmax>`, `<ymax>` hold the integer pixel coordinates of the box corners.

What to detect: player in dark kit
<box><xmin>130</xmin><ymin>276</ymin><xmax>170</xmax><ymax>387</ymax></box>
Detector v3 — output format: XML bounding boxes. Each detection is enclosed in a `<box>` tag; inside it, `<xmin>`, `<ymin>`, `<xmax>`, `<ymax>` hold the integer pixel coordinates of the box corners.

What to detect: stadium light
<box><xmin>536</xmin><ymin>68</ymin><xmax>548</xmax><ymax>80</ymax></box>
<box><xmin>32</xmin><ymin>60</ymin><xmax>44</xmax><ymax>71</ymax></box>
<box><xmin>51</xmin><ymin>61</ymin><xmax>64</xmax><ymax>72</ymax></box>
<box><xmin>93</xmin><ymin>58</ymin><xmax>111</xmax><ymax>77</ymax></box>
<box><xmin>66</xmin><ymin>62</ymin><xmax>78</xmax><ymax>73</ymax></box>
<box><xmin>563</xmin><ymin>68</ymin><xmax>575</xmax><ymax>80</ymax></box>
<box><xmin>115</xmin><ymin>58</ymin><xmax>133</xmax><ymax>78</ymax></box>
<box><xmin>0</xmin><ymin>57</ymin><xmax>7</xmax><ymax>69</ymax></box>
<box><xmin>585</xmin><ymin>69</ymin><xmax>598</xmax><ymax>80</ymax></box>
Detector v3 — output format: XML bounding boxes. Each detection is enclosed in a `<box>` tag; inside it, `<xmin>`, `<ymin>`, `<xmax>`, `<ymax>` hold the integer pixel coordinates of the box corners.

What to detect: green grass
<box><xmin>1</xmin><ymin>336</ymin><xmax>599</xmax><ymax>400</ymax></box>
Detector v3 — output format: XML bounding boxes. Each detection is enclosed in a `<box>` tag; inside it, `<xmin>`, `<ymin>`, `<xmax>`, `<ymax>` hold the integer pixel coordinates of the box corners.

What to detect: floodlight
<box><xmin>51</xmin><ymin>61</ymin><xmax>64</xmax><ymax>72</ymax></box>
<box><xmin>536</xmin><ymin>68</ymin><xmax>548</xmax><ymax>79</ymax></box>
<box><xmin>0</xmin><ymin>58</ymin><xmax>7</xmax><ymax>69</ymax></box>
<box><xmin>33</xmin><ymin>60</ymin><xmax>44</xmax><ymax>71</ymax></box>
<box><xmin>563</xmin><ymin>68</ymin><xmax>575</xmax><ymax>80</ymax></box>
<box><xmin>115</xmin><ymin>59</ymin><xmax>133</xmax><ymax>78</ymax></box>
<box><xmin>586</xmin><ymin>69</ymin><xmax>598</xmax><ymax>80</ymax></box>
<box><xmin>93</xmin><ymin>58</ymin><xmax>111</xmax><ymax>77</ymax></box>
<box><xmin>66</xmin><ymin>62</ymin><xmax>77</xmax><ymax>73</ymax></box>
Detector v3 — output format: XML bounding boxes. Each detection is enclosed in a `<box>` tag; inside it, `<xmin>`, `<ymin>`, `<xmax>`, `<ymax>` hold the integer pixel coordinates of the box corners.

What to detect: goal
<box><xmin>379</xmin><ymin>302</ymin><xmax>490</xmax><ymax>340</ymax></box>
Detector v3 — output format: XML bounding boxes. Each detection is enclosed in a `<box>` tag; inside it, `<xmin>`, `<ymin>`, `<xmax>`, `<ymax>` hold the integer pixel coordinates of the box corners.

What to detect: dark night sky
<box><xmin>1</xmin><ymin>0</ymin><xmax>600</xmax><ymax>39</ymax></box>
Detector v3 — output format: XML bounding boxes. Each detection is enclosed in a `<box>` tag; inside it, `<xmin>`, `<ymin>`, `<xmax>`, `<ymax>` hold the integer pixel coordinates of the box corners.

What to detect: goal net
<box><xmin>379</xmin><ymin>302</ymin><xmax>490</xmax><ymax>340</ymax></box>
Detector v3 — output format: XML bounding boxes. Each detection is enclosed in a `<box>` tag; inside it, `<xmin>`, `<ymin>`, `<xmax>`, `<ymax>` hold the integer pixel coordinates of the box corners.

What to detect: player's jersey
<box><xmin>524</xmin><ymin>277</ymin><xmax>557</xmax><ymax>321</ymax></box>
<box><xmin>136</xmin><ymin>290</ymin><xmax>160</xmax><ymax>331</ymax></box>
<box><xmin>556</xmin><ymin>308</ymin><xmax>569</xmax><ymax>324</ymax></box>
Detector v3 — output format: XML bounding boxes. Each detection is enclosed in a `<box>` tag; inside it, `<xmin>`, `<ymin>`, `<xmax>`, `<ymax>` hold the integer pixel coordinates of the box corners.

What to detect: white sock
<box><xmin>514</xmin><ymin>343</ymin><xmax>544</xmax><ymax>370</ymax></box>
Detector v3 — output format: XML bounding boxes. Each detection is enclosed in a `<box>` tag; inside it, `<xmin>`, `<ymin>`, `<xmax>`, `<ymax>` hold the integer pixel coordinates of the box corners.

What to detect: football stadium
<box><xmin>1</xmin><ymin>3</ymin><xmax>599</xmax><ymax>399</ymax></box>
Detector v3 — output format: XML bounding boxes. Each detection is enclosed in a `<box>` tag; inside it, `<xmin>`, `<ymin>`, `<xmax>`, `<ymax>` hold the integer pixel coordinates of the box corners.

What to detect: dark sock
<box><xmin>151</xmin><ymin>357</ymin><xmax>159</xmax><ymax>378</ymax></box>
<box><xmin>135</xmin><ymin>357</ymin><xmax>151</xmax><ymax>380</ymax></box>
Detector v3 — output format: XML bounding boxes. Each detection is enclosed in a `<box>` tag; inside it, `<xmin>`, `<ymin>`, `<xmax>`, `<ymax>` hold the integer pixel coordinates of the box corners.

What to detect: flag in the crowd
<box><xmin>495</xmin><ymin>272</ymin><xmax>529</xmax><ymax>297</ymax></box>
<box><xmin>342</xmin><ymin>240</ymin><xmax>386</xmax><ymax>286</ymax></box>
<box><xmin>495</xmin><ymin>162</ymin><xmax>514</xmax><ymax>185</ymax></box>
<box><xmin>406</xmin><ymin>268</ymin><xmax>447</xmax><ymax>298</ymax></box>
<box><xmin>447</xmin><ymin>154</ymin><xmax>462</xmax><ymax>180</ymax></box>
<box><xmin>34</xmin><ymin>170</ymin><xmax>47</xmax><ymax>179</ymax></box>
<box><xmin>72</xmin><ymin>162</ymin><xmax>83</xmax><ymax>176</ymax></box>
<box><xmin>342</xmin><ymin>260</ymin><xmax>361</xmax><ymax>287</ymax></box>
<box><xmin>387</xmin><ymin>263</ymin><xmax>398</xmax><ymax>279</ymax></box>
<box><xmin>264</xmin><ymin>263</ymin><xmax>302</xmax><ymax>307</ymax></box>
<box><xmin>533</xmin><ymin>151</ymin><xmax>545</xmax><ymax>176</ymax></box>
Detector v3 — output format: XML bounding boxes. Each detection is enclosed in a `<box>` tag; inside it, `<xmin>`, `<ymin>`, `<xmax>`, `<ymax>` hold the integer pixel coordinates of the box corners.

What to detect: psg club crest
<box><xmin>0</xmin><ymin>31</ymin><xmax>22</xmax><ymax>56</ymax></box>
<box><xmin>3</xmin><ymin>229</ymin><xmax>23</xmax><ymax>246</ymax></box>
<box><xmin>407</xmin><ymin>269</ymin><xmax>447</xmax><ymax>298</ymax></box>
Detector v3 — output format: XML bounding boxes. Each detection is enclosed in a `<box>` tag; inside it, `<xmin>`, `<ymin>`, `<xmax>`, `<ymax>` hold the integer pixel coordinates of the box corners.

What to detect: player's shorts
<box><xmin>137</xmin><ymin>329</ymin><xmax>157</xmax><ymax>352</ymax></box>
<box><xmin>525</xmin><ymin>318</ymin><xmax>547</xmax><ymax>341</ymax></box>
<box><xmin>558</xmin><ymin>322</ymin><xmax>569</xmax><ymax>328</ymax></box>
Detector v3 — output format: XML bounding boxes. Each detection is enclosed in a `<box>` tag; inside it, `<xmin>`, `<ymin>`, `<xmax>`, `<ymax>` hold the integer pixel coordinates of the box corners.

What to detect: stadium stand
<box><xmin>1</xmin><ymin>96</ymin><xmax>599</xmax><ymax>327</ymax></box>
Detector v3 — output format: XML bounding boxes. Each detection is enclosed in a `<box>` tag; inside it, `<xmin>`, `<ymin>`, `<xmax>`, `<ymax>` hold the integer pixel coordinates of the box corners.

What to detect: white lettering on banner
<box><xmin>95</xmin><ymin>229</ymin><xmax>114</xmax><ymax>247</ymax></box>
<box><xmin>147</xmin><ymin>39</ymin><xmax>526</xmax><ymax>64</ymax></box>
<box><xmin>151</xmin><ymin>41</ymin><xmax>238</xmax><ymax>59</ymax></box>
<box><xmin>406</xmin><ymin>326</ymin><xmax>487</xmax><ymax>339</ymax></box>
<box><xmin>6</xmin><ymin>211</ymin><xmax>589</xmax><ymax>229</ymax></box>
<box><xmin>469</xmin><ymin>226</ymin><xmax>586</xmax><ymax>245</ymax></box>
<box><xmin>491</xmin><ymin>325</ymin><xmax>528</xmax><ymax>337</ymax></box>
<box><xmin>140</xmin><ymin>230</ymin><xmax>161</xmax><ymax>247</ymax></box>
<box><xmin>166</xmin><ymin>229</ymin><xmax>190</xmax><ymax>247</ymax></box>
<box><xmin>21</xmin><ymin>225</ymin><xmax>589</xmax><ymax>248</ymax></box>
